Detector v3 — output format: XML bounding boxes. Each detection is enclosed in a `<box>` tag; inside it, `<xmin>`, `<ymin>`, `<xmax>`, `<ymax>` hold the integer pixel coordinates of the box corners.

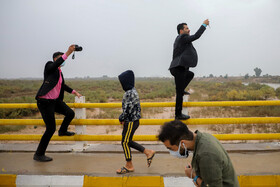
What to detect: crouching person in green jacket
<box><xmin>158</xmin><ymin>120</ymin><xmax>239</xmax><ymax>187</ymax></box>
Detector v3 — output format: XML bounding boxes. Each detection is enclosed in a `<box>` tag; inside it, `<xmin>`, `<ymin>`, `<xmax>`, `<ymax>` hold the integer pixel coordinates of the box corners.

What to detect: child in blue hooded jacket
<box><xmin>116</xmin><ymin>70</ymin><xmax>155</xmax><ymax>174</ymax></box>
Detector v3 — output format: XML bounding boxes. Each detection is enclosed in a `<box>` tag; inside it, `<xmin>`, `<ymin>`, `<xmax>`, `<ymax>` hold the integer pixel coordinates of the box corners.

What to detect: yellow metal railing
<box><xmin>1</xmin><ymin>100</ymin><xmax>280</xmax><ymax>141</ymax></box>
<box><xmin>1</xmin><ymin>134</ymin><xmax>280</xmax><ymax>141</ymax></box>
<box><xmin>0</xmin><ymin>100</ymin><xmax>280</xmax><ymax>108</ymax></box>
<box><xmin>0</xmin><ymin>117</ymin><xmax>280</xmax><ymax>126</ymax></box>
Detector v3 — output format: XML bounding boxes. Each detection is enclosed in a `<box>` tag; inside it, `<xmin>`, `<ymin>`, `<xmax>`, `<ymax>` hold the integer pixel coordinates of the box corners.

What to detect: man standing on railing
<box><xmin>169</xmin><ymin>19</ymin><xmax>209</xmax><ymax>120</ymax></box>
<box><xmin>34</xmin><ymin>45</ymin><xmax>82</xmax><ymax>162</ymax></box>
<box><xmin>116</xmin><ymin>70</ymin><xmax>156</xmax><ymax>174</ymax></box>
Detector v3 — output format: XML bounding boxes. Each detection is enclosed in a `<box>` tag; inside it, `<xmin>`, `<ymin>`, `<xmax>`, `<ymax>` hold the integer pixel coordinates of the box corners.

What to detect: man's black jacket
<box><xmin>169</xmin><ymin>25</ymin><xmax>206</xmax><ymax>70</ymax></box>
<box><xmin>35</xmin><ymin>57</ymin><xmax>73</xmax><ymax>100</ymax></box>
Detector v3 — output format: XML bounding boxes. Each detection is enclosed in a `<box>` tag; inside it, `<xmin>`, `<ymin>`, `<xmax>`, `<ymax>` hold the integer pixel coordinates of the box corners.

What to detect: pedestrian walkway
<box><xmin>1</xmin><ymin>151</ymin><xmax>280</xmax><ymax>176</ymax></box>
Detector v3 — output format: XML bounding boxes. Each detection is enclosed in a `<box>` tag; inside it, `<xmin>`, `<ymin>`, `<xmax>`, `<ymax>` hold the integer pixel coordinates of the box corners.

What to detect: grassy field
<box><xmin>0</xmin><ymin>76</ymin><xmax>280</xmax><ymax>134</ymax></box>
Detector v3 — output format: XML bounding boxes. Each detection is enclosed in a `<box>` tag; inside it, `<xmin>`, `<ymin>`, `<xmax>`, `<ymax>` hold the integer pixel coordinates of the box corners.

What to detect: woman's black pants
<box><xmin>36</xmin><ymin>99</ymin><xmax>75</xmax><ymax>156</ymax></box>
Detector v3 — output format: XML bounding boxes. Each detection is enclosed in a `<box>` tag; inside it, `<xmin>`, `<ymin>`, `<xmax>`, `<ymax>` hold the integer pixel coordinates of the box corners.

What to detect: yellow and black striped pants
<box><xmin>121</xmin><ymin>120</ymin><xmax>145</xmax><ymax>161</ymax></box>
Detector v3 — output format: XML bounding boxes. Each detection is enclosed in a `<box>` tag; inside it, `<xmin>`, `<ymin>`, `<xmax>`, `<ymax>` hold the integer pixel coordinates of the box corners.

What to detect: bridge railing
<box><xmin>1</xmin><ymin>100</ymin><xmax>280</xmax><ymax>108</ymax></box>
<box><xmin>0</xmin><ymin>96</ymin><xmax>280</xmax><ymax>142</ymax></box>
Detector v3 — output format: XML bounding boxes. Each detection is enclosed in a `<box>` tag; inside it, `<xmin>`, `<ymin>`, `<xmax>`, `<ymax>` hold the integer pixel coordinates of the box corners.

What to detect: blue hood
<box><xmin>118</xmin><ymin>70</ymin><xmax>135</xmax><ymax>91</ymax></box>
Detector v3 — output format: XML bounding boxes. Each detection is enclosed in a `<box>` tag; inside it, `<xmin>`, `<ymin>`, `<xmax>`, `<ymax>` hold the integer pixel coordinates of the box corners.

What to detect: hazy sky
<box><xmin>0</xmin><ymin>0</ymin><xmax>279</xmax><ymax>79</ymax></box>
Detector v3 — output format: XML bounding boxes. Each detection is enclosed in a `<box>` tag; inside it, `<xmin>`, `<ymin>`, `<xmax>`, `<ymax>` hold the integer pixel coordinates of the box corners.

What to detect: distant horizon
<box><xmin>1</xmin><ymin>74</ymin><xmax>279</xmax><ymax>80</ymax></box>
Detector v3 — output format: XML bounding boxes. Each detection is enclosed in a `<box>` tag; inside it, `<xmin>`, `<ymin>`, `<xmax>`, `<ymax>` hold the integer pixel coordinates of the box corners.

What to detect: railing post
<box><xmin>182</xmin><ymin>95</ymin><xmax>189</xmax><ymax>116</ymax></box>
<box><xmin>73</xmin><ymin>96</ymin><xmax>88</xmax><ymax>151</ymax></box>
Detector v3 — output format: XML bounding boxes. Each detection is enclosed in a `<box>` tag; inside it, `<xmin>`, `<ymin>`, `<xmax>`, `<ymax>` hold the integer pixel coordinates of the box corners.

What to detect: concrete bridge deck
<box><xmin>1</xmin><ymin>143</ymin><xmax>280</xmax><ymax>176</ymax></box>
<box><xmin>1</xmin><ymin>151</ymin><xmax>280</xmax><ymax>177</ymax></box>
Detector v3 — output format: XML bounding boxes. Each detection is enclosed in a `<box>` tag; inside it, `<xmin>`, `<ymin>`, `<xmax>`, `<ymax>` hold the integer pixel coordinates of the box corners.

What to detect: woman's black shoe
<box><xmin>33</xmin><ymin>154</ymin><xmax>53</xmax><ymax>162</ymax></box>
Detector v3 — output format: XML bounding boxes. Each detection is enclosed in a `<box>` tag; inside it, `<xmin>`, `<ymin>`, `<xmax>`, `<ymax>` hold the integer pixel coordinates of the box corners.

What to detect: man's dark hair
<box><xmin>52</xmin><ymin>52</ymin><xmax>64</xmax><ymax>61</ymax></box>
<box><xmin>177</xmin><ymin>23</ymin><xmax>187</xmax><ymax>34</ymax></box>
<box><xmin>158</xmin><ymin>120</ymin><xmax>193</xmax><ymax>146</ymax></box>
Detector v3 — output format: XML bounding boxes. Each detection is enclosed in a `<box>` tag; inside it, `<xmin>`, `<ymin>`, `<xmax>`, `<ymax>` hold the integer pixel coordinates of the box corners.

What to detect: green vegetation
<box><xmin>189</xmin><ymin>81</ymin><xmax>277</xmax><ymax>101</ymax></box>
<box><xmin>64</xmin><ymin>78</ymin><xmax>175</xmax><ymax>103</ymax></box>
<box><xmin>276</xmin><ymin>87</ymin><xmax>280</xmax><ymax>98</ymax></box>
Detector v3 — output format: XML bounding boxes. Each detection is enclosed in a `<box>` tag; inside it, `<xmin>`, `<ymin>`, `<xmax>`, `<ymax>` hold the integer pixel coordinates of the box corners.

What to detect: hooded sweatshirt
<box><xmin>118</xmin><ymin>70</ymin><xmax>141</xmax><ymax>122</ymax></box>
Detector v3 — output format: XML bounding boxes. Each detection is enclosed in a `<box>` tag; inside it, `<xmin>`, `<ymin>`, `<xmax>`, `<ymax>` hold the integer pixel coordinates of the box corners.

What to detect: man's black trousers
<box><xmin>170</xmin><ymin>66</ymin><xmax>194</xmax><ymax>116</ymax></box>
<box><xmin>121</xmin><ymin>120</ymin><xmax>145</xmax><ymax>161</ymax></box>
<box><xmin>36</xmin><ymin>99</ymin><xmax>75</xmax><ymax>156</ymax></box>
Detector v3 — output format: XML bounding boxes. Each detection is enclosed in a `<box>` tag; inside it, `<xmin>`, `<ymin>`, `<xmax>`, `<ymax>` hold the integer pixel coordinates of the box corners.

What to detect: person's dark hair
<box><xmin>177</xmin><ymin>23</ymin><xmax>187</xmax><ymax>34</ymax></box>
<box><xmin>52</xmin><ymin>52</ymin><xmax>64</xmax><ymax>61</ymax></box>
<box><xmin>158</xmin><ymin>120</ymin><xmax>193</xmax><ymax>146</ymax></box>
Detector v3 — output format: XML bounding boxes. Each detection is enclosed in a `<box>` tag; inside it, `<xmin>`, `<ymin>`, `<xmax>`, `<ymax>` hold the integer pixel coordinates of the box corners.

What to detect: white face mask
<box><xmin>169</xmin><ymin>141</ymin><xmax>189</xmax><ymax>158</ymax></box>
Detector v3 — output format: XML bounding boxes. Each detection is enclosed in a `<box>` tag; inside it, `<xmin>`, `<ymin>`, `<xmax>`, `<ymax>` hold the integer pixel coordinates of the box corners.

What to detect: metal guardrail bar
<box><xmin>0</xmin><ymin>133</ymin><xmax>279</xmax><ymax>141</ymax></box>
<box><xmin>0</xmin><ymin>117</ymin><xmax>279</xmax><ymax>126</ymax></box>
<box><xmin>0</xmin><ymin>100</ymin><xmax>280</xmax><ymax>108</ymax></box>
<box><xmin>1</xmin><ymin>99</ymin><xmax>279</xmax><ymax>142</ymax></box>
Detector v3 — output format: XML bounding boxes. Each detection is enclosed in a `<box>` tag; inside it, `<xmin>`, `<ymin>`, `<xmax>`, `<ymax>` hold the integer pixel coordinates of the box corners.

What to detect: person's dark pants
<box><xmin>121</xmin><ymin>120</ymin><xmax>145</xmax><ymax>161</ymax></box>
<box><xmin>170</xmin><ymin>66</ymin><xmax>194</xmax><ymax>116</ymax></box>
<box><xmin>35</xmin><ymin>99</ymin><xmax>75</xmax><ymax>156</ymax></box>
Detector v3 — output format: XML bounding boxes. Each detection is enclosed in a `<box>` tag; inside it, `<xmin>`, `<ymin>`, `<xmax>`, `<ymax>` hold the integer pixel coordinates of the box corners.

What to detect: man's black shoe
<box><xmin>175</xmin><ymin>114</ymin><xmax>190</xmax><ymax>120</ymax></box>
<box><xmin>33</xmin><ymin>154</ymin><xmax>53</xmax><ymax>162</ymax></box>
<box><xmin>58</xmin><ymin>131</ymin><xmax>75</xmax><ymax>136</ymax></box>
<box><xmin>183</xmin><ymin>91</ymin><xmax>190</xmax><ymax>95</ymax></box>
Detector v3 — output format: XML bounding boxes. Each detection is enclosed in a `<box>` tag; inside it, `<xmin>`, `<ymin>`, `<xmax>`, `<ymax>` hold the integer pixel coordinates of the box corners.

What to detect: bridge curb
<box><xmin>1</xmin><ymin>174</ymin><xmax>280</xmax><ymax>187</ymax></box>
